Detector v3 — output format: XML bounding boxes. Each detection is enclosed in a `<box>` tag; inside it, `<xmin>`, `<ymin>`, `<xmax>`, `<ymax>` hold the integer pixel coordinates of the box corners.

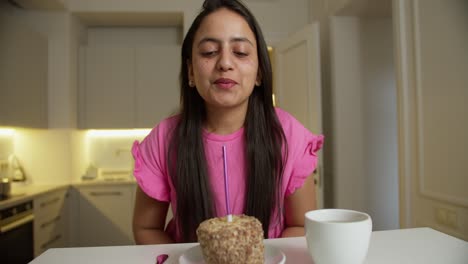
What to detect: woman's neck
<box><xmin>204</xmin><ymin>105</ymin><xmax>248</xmax><ymax>135</ymax></box>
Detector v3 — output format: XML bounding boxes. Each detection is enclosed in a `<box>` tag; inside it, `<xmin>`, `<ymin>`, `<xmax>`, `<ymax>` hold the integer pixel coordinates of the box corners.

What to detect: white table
<box><xmin>30</xmin><ymin>228</ymin><xmax>468</xmax><ymax>264</ymax></box>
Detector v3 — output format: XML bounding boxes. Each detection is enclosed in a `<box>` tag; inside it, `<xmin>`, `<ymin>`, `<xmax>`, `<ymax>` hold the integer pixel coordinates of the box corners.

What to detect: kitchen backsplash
<box><xmin>87</xmin><ymin>134</ymin><xmax>145</xmax><ymax>170</ymax></box>
<box><xmin>84</xmin><ymin>130</ymin><xmax>150</xmax><ymax>180</ymax></box>
<box><xmin>0</xmin><ymin>128</ymin><xmax>150</xmax><ymax>184</ymax></box>
<box><xmin>0</xmin><ymin>132</ymin><xmax>14</xmax><ymax>160</ymax></box>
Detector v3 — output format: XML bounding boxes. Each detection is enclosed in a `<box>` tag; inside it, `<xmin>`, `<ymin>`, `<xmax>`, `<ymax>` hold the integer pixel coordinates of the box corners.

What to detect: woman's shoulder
<box><xmin>145</xmin><ymin>114</ymin><xmax>180</xmax><ymax>139</ymax></box>
<box><xmin>274</xmin><ymin>107</ymin><xmax>324</xmax><ymax>160</ymax></box>
<box><xmin>274</xmin><ymin>107</ymin><xmax>305</xmax><ymax>132</ymax></box>
<box><xmin>157</xmin><ymin>114</ymin><xmax>180</xmax><ymax>130</ymax></box>
<box><xmin>274</xmin><ymin>107</ymin><xmax>323</xmax><ymax>144</ymax></box>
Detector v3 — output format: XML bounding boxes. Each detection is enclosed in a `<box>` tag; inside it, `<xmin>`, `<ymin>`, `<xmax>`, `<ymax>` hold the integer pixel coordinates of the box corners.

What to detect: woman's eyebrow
<box><xmin>197</xmin><ymin>37</ymin><xmax>254</xmax><ymax>47</ymax></box>
<box><xmin>231</xmin><ymin>37</ymin><xmax>254</xmax><ymax>46</ymax></box>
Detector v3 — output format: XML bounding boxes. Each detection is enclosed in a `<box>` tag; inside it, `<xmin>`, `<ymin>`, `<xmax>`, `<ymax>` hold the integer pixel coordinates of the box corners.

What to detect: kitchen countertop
<box><xmin>0</xmin><ymin>178</ymin><xmax>136</xmax><ymax>210</ymax></box>
<box><xmin>0</xmin><ymin>183</ymin><xmax>69</xmax><ymax>210</ymax></box>
<box><xmin>73</xmin><ymin>178</ymin><xmax>136</xmax><ymax>187</ymax></box>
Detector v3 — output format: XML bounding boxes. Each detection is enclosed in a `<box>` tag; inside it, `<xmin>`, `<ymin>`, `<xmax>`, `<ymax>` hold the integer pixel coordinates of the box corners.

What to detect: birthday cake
<box><xmin>196</xmin><ymin>214</ymin><xmax>264</xmax><ymax>264</ymax></box>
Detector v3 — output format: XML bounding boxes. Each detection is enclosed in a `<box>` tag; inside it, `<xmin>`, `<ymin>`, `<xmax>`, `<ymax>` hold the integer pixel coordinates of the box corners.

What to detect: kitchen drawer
<box><xmin>35</xmin><ymin>230</ymin><xmax>65</xmax><ymax>256</ymax></box>
<box><xmin>33</xmin><ymin>189</ymin><xmax>67</xmax><ymax>221</ymax></box>
<box><xmin>34</xmin><ymin>207</ymin><xmax>68</xmax><ymax>256</ymax></box>
<box><xmin>35</xmin><ymin>212</ymin><xmax>65</xmax><ymax>242</ymax></box>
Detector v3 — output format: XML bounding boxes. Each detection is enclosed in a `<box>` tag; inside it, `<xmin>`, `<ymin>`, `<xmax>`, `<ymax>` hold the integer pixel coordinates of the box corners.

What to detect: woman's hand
<box><xmin>281</xmin><ymin>174</ymin><xmax>316</xmax><ymax>237</ymax></box>
<box><xmin>133</xmin><ymin>186</ymin><xmax>174</xmax><ymax>244</ymax></box>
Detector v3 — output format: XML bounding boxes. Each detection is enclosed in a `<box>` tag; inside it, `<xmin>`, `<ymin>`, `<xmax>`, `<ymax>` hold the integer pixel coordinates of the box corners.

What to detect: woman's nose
<box><xmin>217</xmin><ymin>50</ymin><xmax>233</xmax><ymax>71</ymax></box>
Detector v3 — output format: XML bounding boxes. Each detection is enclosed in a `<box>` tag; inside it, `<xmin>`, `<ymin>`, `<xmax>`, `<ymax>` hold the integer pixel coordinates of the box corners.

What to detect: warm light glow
<box><xmin>86</xmin><ymin>129</ymin><xmax>151</xmax><ymax>138</ymax></box>
<box><xmin>0</xmin><ymin>128</ymin><xmax>15</xmax><ymax>137</ymax></box>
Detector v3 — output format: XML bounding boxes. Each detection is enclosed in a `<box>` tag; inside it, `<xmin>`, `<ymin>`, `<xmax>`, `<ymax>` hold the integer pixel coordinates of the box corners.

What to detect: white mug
<box><xmin>305</xmin><ymin>209</ymin><xmax>372</xmax><ymax>264</ymax></box>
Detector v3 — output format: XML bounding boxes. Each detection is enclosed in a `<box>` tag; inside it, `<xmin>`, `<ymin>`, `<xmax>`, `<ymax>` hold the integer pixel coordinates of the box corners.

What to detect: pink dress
<box><xmin>132</xmin><ymin>107</ymin><xmax>324</xmax><ymax>242</ymax></box>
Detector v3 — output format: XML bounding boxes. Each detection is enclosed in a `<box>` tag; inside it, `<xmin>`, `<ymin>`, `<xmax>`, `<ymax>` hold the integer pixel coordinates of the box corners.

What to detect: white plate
<box><xmin>179</xmin><ymin>244</ymin><xmax>286</xmax><ymax>264</ymax></box>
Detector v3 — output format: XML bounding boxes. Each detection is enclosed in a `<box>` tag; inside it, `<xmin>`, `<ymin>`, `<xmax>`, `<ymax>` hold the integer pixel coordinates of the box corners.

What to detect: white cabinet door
<box><xmin>80</xmin><ymin>46</ymin><xmax>135</xmax><ymax>128</ymax></box>
<box><xmin>77</xmin><ymin>185</ymin><xmax>135</xmax><ymax>246</ymax></box>
<box><xmin>0</xmin><ymin>18</ymin><xmax>48</xmax><ymax>128</ymax></box>
<box><xmin>135</xmin><ymin>46</ymin><xmax>180</xmax><ymax>127</ymax></box>
<box><xmin>274</xmin><ymin>24</ymin><xmax>324</xmax><ymax>208</ymax></box>
<box><xmin>79</xmin><ymin>45</ymin><xmax>180</xmax><ymax>128</ymax></box>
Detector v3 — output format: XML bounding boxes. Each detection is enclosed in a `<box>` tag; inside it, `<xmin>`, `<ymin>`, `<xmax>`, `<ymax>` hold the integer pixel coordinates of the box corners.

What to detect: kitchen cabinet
<box><xmin>33</xmin><ymin>188</ymin><xmax>70</xmax><ymax>257</ymax></box>
<box><xmin>75</xmin><ymin>184</ymin><xmax>136</xmax><ymax>246</ymax></box>
<box><xmin>0</xmin><ymin>18</ymin><xmax>48</xmax><ymax>128</ymax></box>
<box><xmin>79</xmin><ymin>46</ymin><xmax>134</xmax><ymax>128</ymax></box>
<box><xmin>135</xmin><ymin>46</ymin><xmax>180</xmax><ymax>127</ymax></box>
<box><xmin>79</xmin><ymin>45</ymin><xmax>180</xmax><ymax>128</ymax></box>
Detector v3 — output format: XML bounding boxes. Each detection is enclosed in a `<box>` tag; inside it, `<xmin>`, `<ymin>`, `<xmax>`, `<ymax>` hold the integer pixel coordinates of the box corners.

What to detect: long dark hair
<box><xmin>168</xmin><ymin>0</ymin><xmax>287</xmax><ymax>242</ymax></box>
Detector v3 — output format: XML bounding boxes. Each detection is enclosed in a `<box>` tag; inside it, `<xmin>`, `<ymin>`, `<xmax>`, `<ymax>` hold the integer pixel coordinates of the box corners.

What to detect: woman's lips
<box><xmin>214</xmin><ymin>78</ymin><xmax>237</xmax><ymax>89</ymax></box>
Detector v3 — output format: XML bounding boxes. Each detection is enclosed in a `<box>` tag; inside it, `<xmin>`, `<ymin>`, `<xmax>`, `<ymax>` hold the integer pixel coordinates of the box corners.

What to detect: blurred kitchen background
<box><xmin>0</xmin><ymin>0</ymin><xmax>467</xmax><ymax>261</ymax></box>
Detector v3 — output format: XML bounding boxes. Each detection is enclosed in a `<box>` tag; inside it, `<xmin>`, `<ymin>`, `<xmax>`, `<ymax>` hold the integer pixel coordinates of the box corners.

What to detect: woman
<box><xmin>132</xmin><ymin>0</ymin><xmax>323</xmax><ymax>243</ymax></box>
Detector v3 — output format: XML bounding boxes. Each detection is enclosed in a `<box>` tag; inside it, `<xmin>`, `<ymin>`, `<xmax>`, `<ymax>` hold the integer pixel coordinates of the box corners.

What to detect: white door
<box><xmin>274</xmin><ymin>23</ymin><xmax>324</xmax><ymax>209</ymax></box>
<box><xmin>394</xmin><ymin>0</ymin><xmax>468</xmax><ymax>240</ymax></box>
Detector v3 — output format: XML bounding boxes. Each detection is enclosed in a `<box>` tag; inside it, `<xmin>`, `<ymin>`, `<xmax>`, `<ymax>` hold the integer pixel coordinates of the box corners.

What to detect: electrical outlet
<box><xmin>435</xmin><ymin>207</ymin><xmax>459</xmax><ymax>230</ymax></box>
<box><xmin>435</xmin><ymin>208</ymin><xmax>448</xmax><ymax>225</ymax></box>
<box><xmin>0</xmin><ymin>160</ymin><xmax>8</xmax><ymax>175</ymax></box>
<box><xmin>446</xmin><ymin>210</ymin><xmax>458</xmax><ymax>229</ymax></box>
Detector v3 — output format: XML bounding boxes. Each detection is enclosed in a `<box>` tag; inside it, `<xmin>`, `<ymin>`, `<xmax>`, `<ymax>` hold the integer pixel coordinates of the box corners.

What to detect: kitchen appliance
<box><xmin>0</xmin><ymin>201</ymin><xmax>34</xmax><ymax>263</ymax></box>
<box><xmin>8</xmin><ymin>154</ymin><xmax>26</xmax><ymax>182</ymax></box>
<box><xmin>81</xmin><ymin>166</ymin><xmax>132</xmax><ymax>181</ymax></box>
<box><xmin>98</xmin><ymin>168</ymin><xmax>132</xmax><ymax>181</ymax></box>
<box><xmin>0</xmin><ymin>177</ymin><xmax>11</xmax><ymax>199</ymax></box>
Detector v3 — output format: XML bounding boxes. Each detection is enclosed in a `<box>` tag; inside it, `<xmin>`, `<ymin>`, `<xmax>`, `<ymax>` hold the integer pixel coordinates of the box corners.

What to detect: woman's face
<box><xmin>188</xmin><ymin>8</ymin><xmax>260</xmax><ymax>112</ymax></box>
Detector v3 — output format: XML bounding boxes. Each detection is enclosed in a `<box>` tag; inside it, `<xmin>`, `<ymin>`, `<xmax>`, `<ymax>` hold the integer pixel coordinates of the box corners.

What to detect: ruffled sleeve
<box><xmin>285</xmin><ymin>130</ymin><xmax>324</xmax><ymax>197</ymax></box>
<box><xmin>132</xmin><ymin>127</ymin><xmax>171</xmax><ymax>202</ymax></box>
<box><xmin>274</xmin><ymin>108</ymin><xmax>324</xmax><ymax>197</ymax></box>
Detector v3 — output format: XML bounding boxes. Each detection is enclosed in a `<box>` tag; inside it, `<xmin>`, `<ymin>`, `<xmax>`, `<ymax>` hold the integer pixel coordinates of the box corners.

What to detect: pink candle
<box><xmin>222</xmin><ymin>145</ymin><xmax>232</xmax><ymax>222</ymax></box>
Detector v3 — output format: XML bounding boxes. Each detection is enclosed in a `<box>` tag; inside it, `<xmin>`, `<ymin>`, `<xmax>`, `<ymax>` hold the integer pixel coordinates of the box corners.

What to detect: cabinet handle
<box><xmin>89</xmin><ymin>191</ymin><xmax>122</xmax><ymax>196</ymax></box>
<box><xmin>40</xmin><ymin>215</ymin><xmax>61</xmax><ymax>229</ymax></box>
<box><xmin>40</xmin><ymin>197</ymin><xmax>60</xmax><ymax>208</ymax></box>
<box><xmin>40</xmin><ymin>234</ymin><xmax>62</xmax><ymax>249</ymax></box>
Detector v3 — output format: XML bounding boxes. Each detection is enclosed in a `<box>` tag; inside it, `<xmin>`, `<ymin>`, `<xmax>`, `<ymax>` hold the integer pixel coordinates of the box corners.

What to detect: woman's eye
<box><xmin>201</xmin><ymin>51</ymin><xmax>217</xmax><ymax>57</ymax></box>
<box><xmin>234</xmin><ymin>51</ymin><xmax>248</xmax><ymax>57</ymax></box>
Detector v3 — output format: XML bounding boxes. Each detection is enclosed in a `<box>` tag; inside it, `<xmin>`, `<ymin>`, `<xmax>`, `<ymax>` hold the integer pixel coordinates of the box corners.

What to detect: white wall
<box><xmin>0</xmin><ymin>134</ymin><xmax>14</xmax><ymax>160</ymax></box>
<box><xmin>330</xmin><ymin>16</ymin><xmax>399</xmax><ymax>230</ymax></box>
<box><xmin>70</xmin><ymin>16</ymin><xmax>88</xmax><ymax>183</ymax></box>
<box><xmin>360</xmin><ymin>18</ymin><xmax>399</xmax><ymax>230</ymax></box>
<box><xmin>330</xmin><ymin>17</ymin><xmax>367</xmax><ymax>212</ymax></box>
